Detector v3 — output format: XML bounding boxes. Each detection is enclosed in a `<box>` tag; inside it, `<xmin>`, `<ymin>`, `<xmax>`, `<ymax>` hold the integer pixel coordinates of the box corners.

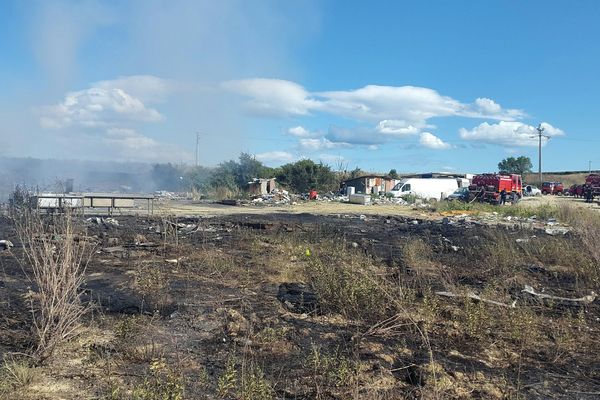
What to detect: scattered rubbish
<box><xmin>349</xmin><ymin>194</ymin><xmax>371</xmax><ymax>205</ymax></box>
<box><xmin>450</xmin><ymin>245</ymin><xmax>461</xmax><ymax>252</ymax></box>
<box><xmin>134</xmin><ymin>234</ymin><xmax>148</xmax><ymax>245</ymax></box>
<box><xmin>277</xmin><ymin>283</ymin><xmax>319</xmax><ymax>313</ymax></box>
<box><xmin>166</xmin><ymin>221</ymin><xmax>199</xmax><ymax>234</ymax></box>
<box><xmin>522</xmin><ymin>285</ymin><xmax>596</xmax><ymax>306</ymax></box>
<box><xmin>165</xmin><ymin>259</ymin><xmax>179</xmax><ymax>264</ymax></box>
<box><xmin>87</xmin><ymin>217</ymin><xmax>119</xmax><ymax>227</ymax></box>
<box><xmin>0</xmin><ymin>240</ymin><xmax>14</xmax><ymax>250</ymax></box>
<box><xmin>545</xmin><ymin>227</ymin><xmax>570</xmax><ymax>236</ymax></box>
<box><xmin>435</xmin><ymin>290</ymin><xmax>516</xmax><ymax>308</ymax></box>
<box><xmin>102</xmin><ymin>246</ymin><xmax>125</xmax><ymax>254</ymax></box>
<box><xmin>251</xmin><ymin>188</ymin><xmax>292</xmax><ymax>205</ymax></box>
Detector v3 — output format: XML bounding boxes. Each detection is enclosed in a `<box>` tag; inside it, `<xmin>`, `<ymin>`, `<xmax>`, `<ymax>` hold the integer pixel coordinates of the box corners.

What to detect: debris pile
<box><xmin>86</xmin><ymin>217</ymin><xmax>119</xmax><ymax>227</ymax></box>
<box><xmin>251</xmin><ymin>188</ymin><xmax>292</xmax><ymax>205</ymax></box>
<box><xmin>277</xmin><ymin>283</ymin><xmax>319</xmax><ymax>313</ymax></box>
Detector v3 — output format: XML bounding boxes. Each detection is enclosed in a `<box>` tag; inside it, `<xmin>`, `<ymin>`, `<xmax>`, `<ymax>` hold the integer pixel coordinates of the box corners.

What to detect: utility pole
<box><xmin>195</xmin><ymin>132</ymin><xmax>201</xmax><ymax>167</ymax></box>
<box><xmin>590</xmin><ymin>160</ymin><xmax>592</xmax><ymax>174</ymax></box>
<box><xmin>535</xmin><ymin>124</ymin><xmax>548</xmax><ymax>184</ymax></box>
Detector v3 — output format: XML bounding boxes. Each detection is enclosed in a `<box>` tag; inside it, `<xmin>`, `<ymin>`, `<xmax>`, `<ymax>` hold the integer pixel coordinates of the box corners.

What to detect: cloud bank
<box><xmin>459</xmin><ymin>121</ymin><xmax>564</xmax><ymax>147</ymax></box>
<box><xmin>224</xmin><ymin>78</ymin><xmax>547</xmax><ymax>157</ymax></box>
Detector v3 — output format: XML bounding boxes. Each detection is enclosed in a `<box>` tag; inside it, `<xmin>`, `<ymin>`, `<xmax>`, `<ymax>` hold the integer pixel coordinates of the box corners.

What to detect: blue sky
<box><xmin>1</xmin><ymin>0</ymin><xmax>599</xmax><ymax>173</ymax></box>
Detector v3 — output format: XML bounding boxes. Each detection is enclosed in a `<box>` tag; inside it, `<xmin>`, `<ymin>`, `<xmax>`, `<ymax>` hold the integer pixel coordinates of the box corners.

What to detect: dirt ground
<box><xmin>148</xmin><ymin>194</ymin><xmax>600</xmax><ymax>218</ymax></box>
<box><xmin>1</xmin><ymin>200</ymin><xmax>599</xmax><ymax>399</ymax></box>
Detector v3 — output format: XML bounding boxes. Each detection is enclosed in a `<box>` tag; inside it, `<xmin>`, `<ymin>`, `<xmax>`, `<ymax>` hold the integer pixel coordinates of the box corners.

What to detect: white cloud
<box><xmin>95</xmin><ymin>75</ymin><xmax>176</xmax><ymax>103</ymax></box>
<box><xmin>40</xmin><ymin>87</ymin><xmax>164</xmax><ymax>129</ymax></box>
<box><xmin>299</xmin><ymin>137</ymin><xmax>351</xmax><ymax>151</ymax></box>
<box><xmin>255</xmin><ymin>151</ymin><xmax>296</xmax><ymax>164</ymax></box>
<box><xmin>469</xmin><ymin>98</ymin><xmax>525</xmax><ymax>120</ymax></box>
<box><xmin>319</xmin><ymin>85</ymin><xmax>463</xmax><ymax>122</ymax></box>
<box><xmin>376</xmin><ymin>119</ymin><xmax>420</xmax><ymax>136</ymax></box>
<box><xmin>226</xmin><ymin>79</ymin><xmax>532</xmax><ymax>152</ymax></box>
<box><xmin>474</xmin><ymin>98</ymin><xmax>501</xmax><ymax>114</ymax></box>
<box><xmin>287</xmin><ymin>126</ymin><xmax>318</xmax><ymax>137</ymax></box>
<box><xmin>459</xmin><ymin>121</ymin><xmax>564</xmax><ymax>147</ymax></box>
<box><xmin>225</xmin><ymin>79</ymin><xmax>524</xmax><ymax>125</ymax></box>
<box><xmin>420</xmin><ymin>132</ymin><xmax>452</xmax><ymax>150</ymax></box>
<box><xmin>222</xmin><ymin>78</ymin><xmax>320</xmax><ymax>117</ymax></box>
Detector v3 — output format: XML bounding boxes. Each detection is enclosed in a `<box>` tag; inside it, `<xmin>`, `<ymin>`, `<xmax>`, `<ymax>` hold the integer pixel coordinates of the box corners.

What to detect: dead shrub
<box><xmin>13</xmin><ymin>210</ymin><xmax>93</xmax><ymax>363</ymax></box>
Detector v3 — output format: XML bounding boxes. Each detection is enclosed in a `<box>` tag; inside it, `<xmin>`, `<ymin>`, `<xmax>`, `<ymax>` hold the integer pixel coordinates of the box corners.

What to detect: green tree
<box><xmin>498</xmin><ymin>156</ymin><xmax>532</xmax><ymax>175</ymax></box>
<box><xmin>276</xmin><ymin>159</ymin><xmax>338</xmax><ymax>193</ymax></box>
<box><xmin>349</xmin><ymin>167</ymin><xmax>363</xmax><ymax>179</ymax></box>
<box><xmin>388</xmin><ymin>169</ymin><xmax>399</xmax><ymax>179</ymax></box>
<box><xmin>210</xmin><ymin>153</ymin><xmax>274</xmax><ymax>192</ymax></box>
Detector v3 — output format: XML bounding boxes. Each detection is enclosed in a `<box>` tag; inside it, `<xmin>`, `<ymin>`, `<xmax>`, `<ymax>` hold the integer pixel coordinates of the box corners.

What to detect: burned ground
<box><xmin>0</xmin><ymin>211</ymin><xmax>599</xmax><ymax>399</ymax></box>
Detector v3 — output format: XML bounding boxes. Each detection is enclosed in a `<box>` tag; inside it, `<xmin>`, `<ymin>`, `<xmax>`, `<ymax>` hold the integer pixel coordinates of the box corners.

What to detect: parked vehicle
<box><xmin>585</xmin><ymin>174</ymin><xmax>600</xmax><ymax>196</ymax></box>
<box><xmin>569</xmin><ymin>184</ymin><xmax>584</xmax><ymax>198</ymax></box>
<box><xmin>446</xmin><ymin>187</ymin><xmax>470</xmax><ymax>202</ymax></box>
<box><xmin>542</xmin><ymin>181</ymin><xmax>564</xmax><ymax>195</ymax></box>
<box><xmin>388</xmin><ymin>178</ymin><xmax>459</xmax><ymax>200</ymax></box>
<box><xmin>523</xmin><ymin>185</ymin><xmax>541</xmax><ymax>196</ymax></box>
<box><xmin>468</xmin><ymin>173</ymin><xmax>522</xmax><ymax>204</ymax></box>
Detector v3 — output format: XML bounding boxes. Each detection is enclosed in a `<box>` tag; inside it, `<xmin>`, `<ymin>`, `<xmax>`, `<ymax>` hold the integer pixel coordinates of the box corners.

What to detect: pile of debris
<box><xmin>251</xmin><ymin>188</ymin><xmax>292</xmax><ymax>205</ymax></box>
<box><xmin>372</xmin><ymin>196</ymin><xmax>408</xmax><ymax>205</ymax></box>
<box><xmin>438</xmin><ymin>212</ymin><xmax>572</xmax><ymax>236</ymax></box>
<box><xmin>86</xmin><ymin>217</ymin><xmax>120</xmax><ymax>227</ymax></box>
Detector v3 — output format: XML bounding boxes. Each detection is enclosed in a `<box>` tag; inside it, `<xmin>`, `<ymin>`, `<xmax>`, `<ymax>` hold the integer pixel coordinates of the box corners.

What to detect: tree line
<box><xmin>152</xmin><ymin>153</ymin><xmax>535</xmax><ymax>197</ymax></box>
<box><xmin>151</xmin><ymin>153</ymin><xmax>340</xmax><ymax>196</ymax></box>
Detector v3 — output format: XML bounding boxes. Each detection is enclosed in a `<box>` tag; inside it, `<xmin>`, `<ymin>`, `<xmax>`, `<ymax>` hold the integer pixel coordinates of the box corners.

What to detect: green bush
<box><xmin>276</xmin><ymin>159</ymin><xmax>338</xmax><ymax>193</ymax></box>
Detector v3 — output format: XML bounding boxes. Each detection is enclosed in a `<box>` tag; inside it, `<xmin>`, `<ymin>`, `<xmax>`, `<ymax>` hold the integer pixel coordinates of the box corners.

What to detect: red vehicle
<box><xmin>469</xmin><ymin>173</ymin><xmax>522</xmax><ymax>204</ymax></box>
<box><xmin>542</xmin><ymin>181</ymin><xmax>564</xmax><ymax>195</ymax></box>
<box><xmin>585</xmin><ymin>174</ymin><xmax>600</xmax><ymax>196</ymax></box>
<box><xmin>569</xmin><ymin>184</ymin><xmax>584</xmax><ymax>198</ymax></box>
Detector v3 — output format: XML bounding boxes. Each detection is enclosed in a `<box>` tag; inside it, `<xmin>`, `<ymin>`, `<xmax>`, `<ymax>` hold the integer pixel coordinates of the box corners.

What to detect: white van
<box><xmin>387</xmin><ymin>178</ymin><xmax>459</xmax><ymax>200</ymax></box>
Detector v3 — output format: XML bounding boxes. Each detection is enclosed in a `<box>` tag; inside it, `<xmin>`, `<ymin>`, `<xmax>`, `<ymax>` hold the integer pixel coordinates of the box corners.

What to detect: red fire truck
<box><xmin>468</xmin><ymin>174</ymin><xmax>523</xmax><ymax>204</ymax></box>
<box><xmin>585</xmin><ymin>174</ymin><xmax>600</xmax><ymax>196</ymax></box>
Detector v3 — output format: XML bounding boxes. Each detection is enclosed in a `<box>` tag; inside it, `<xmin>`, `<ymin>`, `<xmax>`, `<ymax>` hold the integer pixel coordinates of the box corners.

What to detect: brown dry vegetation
<box><xmin>523</xmin><ymin>172</ymin><xmax>590</xmax><ymax>187</ymax></box>
<box><xmin>0</xmin><ymin>205</ymin><xmax>599</xmax><ymax>399</ymax></box>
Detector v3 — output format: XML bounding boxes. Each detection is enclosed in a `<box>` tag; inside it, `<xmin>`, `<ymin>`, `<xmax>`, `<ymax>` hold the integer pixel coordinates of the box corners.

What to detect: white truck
<box><xmin>387</xmin><ymin>178</ymin><xmax>459</xmax><ymax>200</ymax></box>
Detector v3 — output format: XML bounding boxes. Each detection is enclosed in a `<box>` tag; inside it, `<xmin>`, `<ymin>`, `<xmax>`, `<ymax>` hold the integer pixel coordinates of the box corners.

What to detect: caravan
<box><xmin>387</xmin><ymin>178</ymin><xmax>459</xmax><ymax>200</ymax></box>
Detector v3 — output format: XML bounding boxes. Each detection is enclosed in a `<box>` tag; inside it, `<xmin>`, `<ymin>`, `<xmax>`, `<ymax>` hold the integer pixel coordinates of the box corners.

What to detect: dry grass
<box><xmin>0</xmin><ymin>357</ymin><xmax>38</xmax><ymax>395</ymax></box>
<box><xmin>2</xmin><ymin>210</ymin><xmax>599</xmax><ymax>399</ymax></box>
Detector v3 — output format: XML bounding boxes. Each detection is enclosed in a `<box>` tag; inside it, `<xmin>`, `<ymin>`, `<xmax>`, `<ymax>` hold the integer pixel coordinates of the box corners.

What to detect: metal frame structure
<box><xmin>32</xmin><ymin>193</ymin><xmax>155</xmax><ymax>215</ymax></box>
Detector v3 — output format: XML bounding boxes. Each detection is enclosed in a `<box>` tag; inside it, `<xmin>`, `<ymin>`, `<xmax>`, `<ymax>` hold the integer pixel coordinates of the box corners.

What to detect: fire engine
<box><xmin>468</xmin><ymin>174</ymin><xmax>523</xmax><ymax>204</ymax></box>
<box><xmin>585</xmin><ymin>174</ymin><xmax>600</xmax><ymax>196</ymax></box>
